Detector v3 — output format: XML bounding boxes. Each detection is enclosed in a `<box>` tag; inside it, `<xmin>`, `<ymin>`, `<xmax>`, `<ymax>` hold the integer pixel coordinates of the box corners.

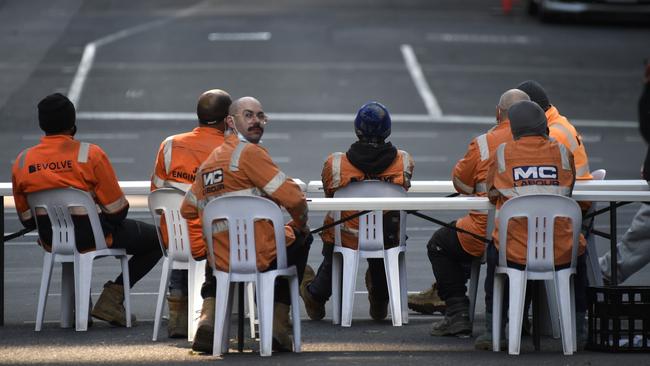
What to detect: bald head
<box><xmin>229</xmin><ymin>96</ymin><xmax>261</xmax><ymax>115</ymax></box>
<box><xmin>197</xmin><ymin>89</ymin><xmax>231</xmax><ymax>126</ymax></box>
<box><xmin>497</xmin><ymin>89</ymin><xmax>530</xmax><ymax>122</ymax></box>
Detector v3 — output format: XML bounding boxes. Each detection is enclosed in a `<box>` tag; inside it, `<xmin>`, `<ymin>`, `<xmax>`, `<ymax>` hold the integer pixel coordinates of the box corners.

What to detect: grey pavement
<box><xmin>1</xmin><ymin>0</ymin><xmax>650</xmax><ymax>364</ymax></box>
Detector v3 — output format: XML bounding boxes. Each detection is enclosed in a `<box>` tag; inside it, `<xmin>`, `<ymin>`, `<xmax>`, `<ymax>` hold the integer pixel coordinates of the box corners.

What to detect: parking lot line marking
<box><xmin>22</xmin><ymin>133</ymin><xmax>140</xmax><ymax>141</ymax></box>
<box><xmin>400</xmin><ymin>44</ymin><xmax>443</xmax><ymax>118</ymax></box>
<box><xmin>413</xmin><ymin>155</ymin><xmax>448</xmax><ymax>163</ymax></box>
<box><xmin>208</xmin><ymin>32</ymin><xmax>271</xmax><ymax>41</ymax></box>
<box><xmin>76</xmin><ymin>111</ymin><xmax>637</xmax><ymax>128</ymax></box>
<box><xmin>427</xmin><ymin>33</ymin><xmax>532</xmax><ymax>45</ymax></box>
<box><xmin>67</xmin><ymin>1</ymin><xmax>207</xmax><ymax>107</ymax></box>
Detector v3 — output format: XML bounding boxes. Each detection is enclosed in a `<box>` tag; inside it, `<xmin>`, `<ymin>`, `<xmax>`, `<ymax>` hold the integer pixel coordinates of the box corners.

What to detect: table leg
<box><xmin>610</xmin><ymin>202</ymin><xmax>618</xmax><ymax>286</ymax></box>
<box><xmin>1</xmin><ymin>196</ymin><xmax>4</xmax><ymax>326</ymax></box>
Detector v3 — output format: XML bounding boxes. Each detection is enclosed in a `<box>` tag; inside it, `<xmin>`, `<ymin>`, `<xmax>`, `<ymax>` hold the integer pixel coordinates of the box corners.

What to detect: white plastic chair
<box><xmin>202</xmin><ymin>195</ymin><xmax>301</xmax><ymax>357</ymax></box>
<box><xmin>331</xmin><ymin>181</ymin><xmax>408</xmax><ymax>327</ymax></box>
<box><xmin>148</xmin><ymin>188</ymin><xmax>206</xmax><ymax>342</ymax></box>
<box><xmin>27</xmin><ymin>187</ymin><xmax>131</xmax><ymax>332</ymax></box>
<box><xmin>492</xmin><ymin>194</ymin><xmax>581</xmax><ymax>355</ymax></box>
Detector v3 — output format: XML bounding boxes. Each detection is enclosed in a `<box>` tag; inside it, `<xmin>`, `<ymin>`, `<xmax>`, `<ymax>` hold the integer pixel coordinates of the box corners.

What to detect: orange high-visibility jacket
<box><xmin>546</xmin><ymin>106</ymin><xmax>592</xmax><ymax>180</ymax></box>
<box><xmin>486</xmin><ymin>135</ymin><xmax>586</xmax><ymax>266</ymax></box>
<box><xmin>151</xmin><ymin>127</ymin><xmax>225</xmax><ymax>257</ymax></box>
<box><xmin>452</xmin><ymin>121</ymin><xmax>512</xmax><ymax>257</ymax></box>
<box><xmin>320</xmin><ymin>149</ymin><xmax>414</xmax><ymax>250</ymax></box>
<box><xmin>180</xmin><ymin>134</ymin><xmax>308</xmax><ymax>271</ymax></box>
<box><xmin>12</xmin><ymin>135</ymin><xmax>129</xmax><ymax>248</ymax></box>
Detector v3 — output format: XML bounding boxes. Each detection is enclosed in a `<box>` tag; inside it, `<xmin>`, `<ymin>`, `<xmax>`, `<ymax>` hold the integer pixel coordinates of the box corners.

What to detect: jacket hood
<box><xmin>346</xmin><ymin>141</ymin><xmax>397</xmax><ymax>176</ymax></box>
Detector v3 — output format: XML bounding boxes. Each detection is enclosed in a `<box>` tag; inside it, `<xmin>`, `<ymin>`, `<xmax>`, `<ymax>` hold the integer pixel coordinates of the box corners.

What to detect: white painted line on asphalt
<box><xmin>427</xmin><ymin>33</ymin><xmax>532</xmax><ymax>45</ymax></box>
<box><xmin>625</xmin><ymin>135</ymin><xmax>643</xmax><ymax>143</ymax></box>
<box><xmin>67</xmin><ymin>1</ymin><xmax>208</xmax><ymax>108</ymax></box>
<box><xmin>414</xmin><ymin>155</ymin><xmax>448</xmax><ymax>163</ymax></box>
<box><xmin>580</xmin><ymin>134</ymin><xmax>602</xmax><ymax>143</ymax></box>
<box><xmin>75</xmin><ymin>111</ymin><xmax>638</xmax><ymax>128</ymax></box>
<box><xmin>273</xmin><ymin>157</ymin><xmax>291</xmax><ymax>163</ymax></box>
<box><xmin>110</xmin><ymin>157</ymin><xmax>136</xmax><ymax>164</ymax></box>
<box><xmin>261</xmin><ymin>133</ymin><xmax>290</xmax><ymax>140</ymax></box>
<box><xmin>208</xmin><ymin>32</ymin><xmax>271</xmax><ymax>41</ymax></box>
<box><xmin>22</xmin><ymin>133</ymin><xmax>140</xmax><ymax>141</ymax></box>
<box><xmin>400</xmin><ymin>44</ymin><xmax>443</xmax><ymax>118</ymax></box>
<box><xmin>322</xmin><ymin>131</ymin><xmax>439</xmax><ymax>139</ymax></box>
<box><xmin>590</xmin><ymin>157</ymin><xmax>604</xmax><ymax>163</ymax></box>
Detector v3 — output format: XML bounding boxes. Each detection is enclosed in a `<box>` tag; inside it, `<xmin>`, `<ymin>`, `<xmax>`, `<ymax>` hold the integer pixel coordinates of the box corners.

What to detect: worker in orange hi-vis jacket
<box><xmin>180</xmin><ymin>96</ymin><xmax>312</xmax><ymax>353</ymax></box>
<box><xmin>150</xmin><ymin>89</ymin><xmax>231</xmax><ymax>340</ymax></box>
<box><xmin>484</xmin><ymin>100</ymin><xmax>589</xmax><ymax>348</ymax></box>
<box><xmin>299</xmin><ymin>101</ymin><xmax>415</xmax><ymax>323</ymax></box>
<box><xmin>12</xmin><ymin>93</ymin><xmax>162</xmax><ymax>327</ymax></box>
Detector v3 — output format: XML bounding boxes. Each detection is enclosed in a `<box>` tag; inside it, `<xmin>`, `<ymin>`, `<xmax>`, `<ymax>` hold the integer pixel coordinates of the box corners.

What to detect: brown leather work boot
<box><xmin>300</xmin><ymin>265</ymin><xmax>325</xmax><ymax>320</ymax></box>
<box><xmin>365</xmin><ymin>269</ymin><xmax>388</xmax><ymax>321</ymax></box>
<box><xmin>91</xmin><ymin>281</ymin><xmax>136</xmax><ymax>327</ymax></box>
<box><xmin>272</xmin><ymin>302</ymin><xmax>293</xmax><ymax>352</ymax></box>
<box><xmin>407</xmin><ymin>282</ymin><xmax>447</xmax><ymax>315</ymax></box>
<box><xmin>166</xmin><ymin>295</ymin><xmax>188</xmax><ymax>338</ymax></box>
<box><xmin>191</xmin><ymin>297</ymin><xmax>215</xmax><ymax>353</ymax></box>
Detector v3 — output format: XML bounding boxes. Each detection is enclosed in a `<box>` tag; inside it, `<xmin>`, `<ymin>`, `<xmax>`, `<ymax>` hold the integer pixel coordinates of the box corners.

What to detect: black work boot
<box><xmin>430</xmin><ymin>296</ymin><xmax>472</xmax><ymax>337</ymax></box>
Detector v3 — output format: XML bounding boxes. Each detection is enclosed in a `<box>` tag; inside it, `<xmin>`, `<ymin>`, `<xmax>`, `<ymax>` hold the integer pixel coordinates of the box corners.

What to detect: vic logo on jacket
<box><xmin>512</xmin><ymin>166</ymin><xmax>558</xmax><ymax>181</ymax></box>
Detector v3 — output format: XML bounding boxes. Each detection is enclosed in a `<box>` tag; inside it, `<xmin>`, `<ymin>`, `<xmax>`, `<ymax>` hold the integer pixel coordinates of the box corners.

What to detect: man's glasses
<box><xmin>234</xmin><ymin>110</ymin><xmax>267</xmax><ymax>123</ymax></box>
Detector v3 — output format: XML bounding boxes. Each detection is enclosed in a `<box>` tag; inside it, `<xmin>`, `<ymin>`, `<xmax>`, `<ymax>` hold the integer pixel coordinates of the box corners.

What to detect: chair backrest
<box><xmin>333</xmin><ymin>181</ymin><xmax>407</xmax><ymax>252</ymax></box>
<box><xmin>497</xmin><ymin>194</ymin><xmax>582</xmax><ymax>273</ymax></box>
<box><xmin>148</xmin><ymin>188</ymin><xmax>191</xmax><ymax>261</ymax></box>
<box><xmin>590</xmin><ymin>169</ymin><xmax>606</xmax><ymax>181</ymax></box>
<box><xmin>201</xmin><ymin>195</ymin><xmax>287</xmax><ymax>274</ymax></box>
<box><xmin>27</xmin><ymin>187</ymin><xmax>108</xmax><ymax>255</ymax></box>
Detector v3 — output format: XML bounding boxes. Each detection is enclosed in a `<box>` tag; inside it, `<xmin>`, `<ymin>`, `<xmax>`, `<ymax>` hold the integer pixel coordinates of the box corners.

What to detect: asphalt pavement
<box><xmin>1</xmin><ymin>1</ymin><xmax>650</xmax><ymax>364</ymax></box>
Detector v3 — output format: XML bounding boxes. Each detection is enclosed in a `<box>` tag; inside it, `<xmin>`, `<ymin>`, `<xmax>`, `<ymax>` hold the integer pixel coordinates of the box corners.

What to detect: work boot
<box><xmin>166</xmin><ymin>295</ymin><xmax>188</xmax><ymax>338</ymax></box>
<box><xmin>365</xmin><ymin>269</ymin><xmax>388</xmax><ymax>321</ymax></box>
<box><xmin>192</xmin><ymin>297</ymin><xmax>215</xmax><ymax>353</ymax></box>
<box><xmin>430</xmin><ymin>297</ymin><xmax>472</xmax><ymax>337</ymax></box>
<box><xmin>91</xmin><ymin>281</ymin><xmax>136</xmax><ymax>327</ymax></box>
<box><xmin>407</xmin><ymin>282</ymin><xmax>447</xmax><ymax>315</ymax></box>
<box><xmin>300</xmin><ymin>265</ymin><xmax>325</xmax><ymax>321</ymax></box>
<box><xmin>272</xmin><ymin>302</ymin><xmax>293</xmax><ymax>352</ymax></box>
<box><xmin>474</xmin><ymin>312</ymin><xmax>506</xmax><ymax>350</ymax></box>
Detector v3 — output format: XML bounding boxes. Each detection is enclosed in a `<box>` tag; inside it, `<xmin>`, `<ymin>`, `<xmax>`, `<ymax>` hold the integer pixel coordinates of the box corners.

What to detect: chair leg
<box><xmin>340</xmin><ymin>249</ymin><xmax>359</xmax><ymax>327</ymax></box>
<box><xmin>468</xmin><ymin>258</ymin><xmax>481</xmax><ymax>323</ymax></box>
<box><xmin>398</xmin><ymin>250</ymin><xmax>409</xmax><ymax>324</ymax></box>
<box><xmin>35</xmin><ymin>253</ymin><xmax>54</xmax><ymax>331</ymax></box>
<box><xmin>75</xmin><ymin>255</ymin><xmax>93</xmax><ymax>332</ymax></box>
<box><xmin>188</xmin><ymin>260</ymin><xmax>204</xmax><ymax>342</ymax></box>
<box><xmin>257</xmin><ymin>273</ymin><xmax>277</xmax><ymax>357</ymax></box>
<box><xmin>60</xmin><ymin>262</ymin><xmax>75</xmax><ymax>329</ymax></box>
<box><xmin>555</xmin><ymin>271</ymin><xmax>575</xmax><ymax>355</ymax></box>
<box><xmin>507</xmin><ymin>271</ymin><xmax>527</xmax><ymax>355</ymax></box>
<box><xmin>383</xmin><ymin>247</ymin><xmax>403</xmax><ymax>326</ymax></box>
<box><xmin>120</xmin><ymin>255</ymin><xmax>132</xmax><ymax>328</ymax></box>
<box><xmin>544</xmin><ymin>280</ymin><xmax>561</xmax><ymax>339</ymax></box>
<box><xmin>289</xmin><ymin>274</ymin><xmax>302</xmax><ymax>353</ymax></box>
<box><xmin>246</xmin><ymin>282</ymin><xmax>257</xmax><ymax>339</ymax></box>
<box><xmin>492</xmin><ymin>273</ymin><xmax>505</xmax><ymax>352</ymax></box>
<box><xmin>152</xmin><ymin>257</ymin><xmax>171</xmax><ymax>341</ymax></box>
<box><xmin>212</xmin><ymin>272</ymin><xmax>231</xmax><ymax>357</ymax></box>
<box><xmin>331</xmin><ymin>251</ymin><xmax>342</xmax><ymax>325</ymax></box>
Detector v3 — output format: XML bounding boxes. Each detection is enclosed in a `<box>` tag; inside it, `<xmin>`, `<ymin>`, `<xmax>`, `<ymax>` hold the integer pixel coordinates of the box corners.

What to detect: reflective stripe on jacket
<box><xmin>11</xmin><ymin>135</ymin><xmax>128</xmax><ymax>247</ymax></box>
<box><xmin>486</xmin><ymin>135</ymin><xmax>586</xmax><ymax>266</ymax></box>
<box><xmin>546</xmin><ymin>106</ymin><xmax>592</xmax><ymax>180</ymax></box>
<box><xmin>453</xmin><ymin>121</ymin><xmax>512</xmax><ymax>257</ymax></box>
<box><xmin>320</xmin><ymin>149</ymin><xmax>414</xmax><ymax>250</ymax></box>
<box><xmin>180</xmin><ymin>133</ymin><xmax>307</xmax><ymax>271</ymax></box>
<box><xmin>151</xmin><ymin>127</ymin><xmax>225</xmax><ymax>258</ymax></box>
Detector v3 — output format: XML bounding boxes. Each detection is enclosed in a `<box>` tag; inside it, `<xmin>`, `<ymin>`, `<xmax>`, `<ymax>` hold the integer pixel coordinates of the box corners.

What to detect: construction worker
<box><xmin>300</xmin><ymin>101</ymin><xmax>415</xmax><ymax>322</ymax></box>
<box><xmin>484</xmin><ymin>100</ymin><xmax>588</xmax><ymax>348</ymax></box>
<box><xmin>150</xmin><ymin>89</ymin><xmax>232</xmax><ymax>339</ymax></box>
<box><xmin>516</xmin><ymin>80</ymin><xmax>592</xmax><ymax>181</ymax></box>
<box><xmin>410</xmin><ymin>90</ymin><xmax>529</xmax><ymax>340</ymax></box>
<box><xmin>12</xmin><ymin>93</ymin><xmax>162</xmax><ymax>327</ymax></box>
<box><xmin>180</xmin><ymin>96</ymin><xmax>312</xmax><ymax>352</ymax></box>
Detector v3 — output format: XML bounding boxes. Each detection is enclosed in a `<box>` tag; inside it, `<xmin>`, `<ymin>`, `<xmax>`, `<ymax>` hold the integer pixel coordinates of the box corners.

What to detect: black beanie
<box><xmin>516</xmin><ymin>80</ymin><xmax>550</xmax><ymax>111</ymax></box>
<box><xmin>38</xmin><ymin>93</ymin><xmax>76</xmax><ymax>134</ymax></box>
<box><xmin>508</xmin><ymin>100</ymin><xmax>548</xmax><ymax>140</ymax></box>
